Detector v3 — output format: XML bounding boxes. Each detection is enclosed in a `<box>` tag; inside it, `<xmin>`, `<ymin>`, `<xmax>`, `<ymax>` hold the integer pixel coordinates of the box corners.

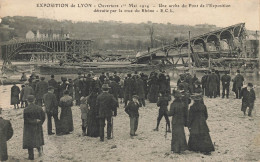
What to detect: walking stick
<box><xmin>164</xmin><ymin>121</ymin><xmax>167</xmax><ymax>140</ymax></box>
<box><xmin>111</xmin><ymin>117</ymin><xmax>113</xmax><ymax>139</ymax></box>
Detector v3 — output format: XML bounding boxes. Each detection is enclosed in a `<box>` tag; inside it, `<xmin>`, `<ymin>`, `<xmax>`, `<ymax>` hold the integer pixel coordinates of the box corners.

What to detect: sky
<box><xmin>0</xmin><ymin>0</ymin><xmax>259</xmax><ymax>30</ymax></box>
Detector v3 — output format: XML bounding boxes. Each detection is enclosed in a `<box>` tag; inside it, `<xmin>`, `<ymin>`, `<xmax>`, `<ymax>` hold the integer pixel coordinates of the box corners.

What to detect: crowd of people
<box><xmin>1</xmin><ymin>68</ymin><xmax>256</xmax><ymax>161</ymax></box>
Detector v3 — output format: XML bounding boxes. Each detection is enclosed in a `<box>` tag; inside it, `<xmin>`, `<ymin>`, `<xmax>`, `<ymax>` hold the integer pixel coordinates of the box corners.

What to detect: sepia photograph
<box><xmin>0</xmin><ymin>0</ymin><xmax>259</xmax><ymax>161</ymax></box>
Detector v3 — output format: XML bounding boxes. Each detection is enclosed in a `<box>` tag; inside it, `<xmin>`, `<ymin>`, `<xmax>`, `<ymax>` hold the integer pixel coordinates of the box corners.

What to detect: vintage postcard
<box><xmin>0</xmin><ymin>0</ymin><xmax>259</xmax><ymax>161</ymax></box>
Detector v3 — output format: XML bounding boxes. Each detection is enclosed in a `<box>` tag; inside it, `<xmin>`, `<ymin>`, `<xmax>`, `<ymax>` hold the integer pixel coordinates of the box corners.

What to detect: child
<box><xmin>80</xmin><ymin>96</ymin><xmax>89</xmax><ymax>136</ymax></box>
<box><xmin>241</xmin><ymin>83</ymin><xmax>256</xmax><ymax>117</ymax></box>
<box><xmin>125</xmin><ymin>95</ymin><xmax>140</xmax><ymax>137</ymax></box>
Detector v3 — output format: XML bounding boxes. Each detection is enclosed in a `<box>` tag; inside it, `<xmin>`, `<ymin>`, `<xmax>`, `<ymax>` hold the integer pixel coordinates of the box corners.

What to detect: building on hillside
<box><xmin>25</xmin><ymin>29</ymin><xmax>70</xmax><ymax>39</ymax></box>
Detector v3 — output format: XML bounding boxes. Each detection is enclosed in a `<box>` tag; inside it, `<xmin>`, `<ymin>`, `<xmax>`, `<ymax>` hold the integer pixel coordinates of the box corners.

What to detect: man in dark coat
<box><xmin>35</xmin><ymin>77</ymin><xmax>48</xmax><ymax>106</ymax></box>
<box><xmin>215</xmin><ymin>70</ymin><xmax>221</xmax><ymax>97</ymax></box>
<box><xmin>99</xmin><ymin>72</ymin><xmax>106</xmax><ymax>84</ymax></box>
<box><xmin>113</xmin><ymin>71</ymin><xmax>121</xmax><ymax>84</ymax></box>
<box><xmin>43</xmin><ymin>86</ymin><xmax>59</xmax><ymax>135</ymax></box>
<box><xmin>232</xmin><ymin>70</ymin><xmax>244</xmax><ymax>99</ymax></box>
<box><xmin>23</xmin><ymin>95</ymin><xmax>45</xmax><ymax>160</ymax></box>
<box><xmin>109</xmin><ymin>76</ymin><xmax>120</xmax><ymax>101</ymax></box>
<box><xmin>21</xmin><ymin>82</ymin><xmax>34</xmax><ymax>107</ymax></box>
<box><xmin>241</xmin><ymin>83</ymin><xmax>256</xmax><ymax>116</ymax></box>
<box><xmin>48</xmin><ymin>74</ymin><xmax>59</xmax><ymax>101</ymax></box>
<box><xmin>135</xmin><ymin>76</ymin><xmax>146</xmax><ymax>107</ymax></box>
<box><xmin>221</xmin><ymin>71</ymin><xmax>231</xmax><ymax>98</ymax></box>
<box><xmin>201</xmin><ymin>71</ymin><xmax>209</xmax><ymax>96</ymax></box>
<box><xmin>124</xmin><ymin>74</ymin><xmax>135</xmax><ymax>106</ymax></box>
<box><xmin>0</xmin><ymin>108</ymin><xmax>14</xmax><ymax>161</ymax></box>
<box><xmin>96</xmin><ymin>84</ymin><xmax>118</xmax><ymax>141</ymax></box>
<box><xmin>84</xmin><ymin>74</ymin><xmax>94</xmax><ymax>97</ymax></box>
<box><xmin>74</xmin><ymin>74</ymin><xmax>84</xmax><ymax>105</ymax></box>
<box><xmin>154</xmin><ymin>91</ymin><xmax>170</xmax><ymax>132</ymax></box>
<box><xmin>207</xmin><ymin>69</ymin><xmax>219</xmax><ymax>98</ymax></box>
<box><xmin>32</xmin><ymin>75</ymin><xmax>40</xmax><ymax>92</ymax></box>
<box><xmin>11</xmin><ymin>83</ymin><xmax>20</xmax><ymax>109</ymax></box>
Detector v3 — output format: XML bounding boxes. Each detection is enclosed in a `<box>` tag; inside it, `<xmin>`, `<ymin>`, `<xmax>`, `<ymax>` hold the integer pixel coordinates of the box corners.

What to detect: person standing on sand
<box><xmin>188</xmin><ymin>94</ymin><xmax>215</xmax><ymax>155</ymax></box>
<box><xmin>11</xmin><ymin>83</ymin><xmax>20</xmax><ymax>109</ymax></box>
<box><xmin>59</xmin><ymin>90</ymin><xmax>74</xmax><ymax>135</ymax></box>
<box><xmin>87</xmin><ymin>88</ymin><xmax>100</xmax><ymax>137</ymax></box>
<box><xmin>154</xmin><ymin>91</ymin><xmax>171</xmax><ymax>132</ymax></box>
<box><xmin>221</xmin><ymin>71</ymin><xmax>231</xmax><ymax>98</ymax></box>
<box><xmin>21</xmin><ymin>82</ymin><xmax>34</xmax><ymax>107</ymax></box>
<box><xmin>43</xmin><ymin>86</ymin><xmax>59</xmax><ymax>135</ymax></box>
<box><xmin>80</xmin><ymin>96</ymin><xmax>89</xmax><ymax>136</ymax></box>
<box><xmin>232</xmin><ymin>70</ymin><xmax>244</xmax><ymax>99</ymax></box>
<box><xmin>0</xmin><ymin>108</ymin><xmax>14</xmax><ymax>162</ymax></box>
<box><xmin>167</xmin><ymin>90</ymin><xmax>188</xmax><ymax>154</ymax></box>
<box><xmin>23</xmin><ymin>95</ymin><xmax>45</xmax><ymax>160</ymax></box>
<box><xmin>96</xmin><ymin>84</ymin><xmax>118</xmax><ymax>141</ymax></box>
<box><xmin>48</xmin><ymin>74</ymin><xmax>59</xmax><ymax>101</ymax></box>
<box><xmin>241</xmin><ymin>83</ymin><xmax>256</xmax><ymax>117</ymax></box>
<box><xmin>125</xmin><ymin>95</ymin><xmax>140</xmax><ymax>137</ymax></box>
<box><xmin>35</xmin><ymin>77</ymin><xmax>48</xmax><ymax>106</ymax></box>
<box><xmin>207</xmin><ymin>69</ymin><xmax>219</xmax><ymax>98</ymax></box>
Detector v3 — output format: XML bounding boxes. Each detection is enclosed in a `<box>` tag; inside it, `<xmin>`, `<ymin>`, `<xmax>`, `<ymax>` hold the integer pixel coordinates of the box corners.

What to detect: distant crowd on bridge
<box><xmin>0</xmin><ymin>68</ymin><xmax>256</xmax><ymax>161</ymax></box>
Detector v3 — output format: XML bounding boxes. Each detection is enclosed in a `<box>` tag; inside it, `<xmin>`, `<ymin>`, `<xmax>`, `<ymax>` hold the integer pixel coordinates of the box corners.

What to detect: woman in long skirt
<box><xmin>167</xmin><ymin>90</ymin><xmax>188</xmax><ymax>153</ymax></box>
<box><xmin>188</xmin><ymin>94</ymin><xmax>215</xmax><ymax>155</ymax></box>
<box><xmin>86</xmin><ymin>90</ymin><xmax>100</xmax><ymax>137</ymax></box>
<box><xmin>11</xmin><ymin>84</ymin><xmax>20</xmax><ymax>109</ymax></box>
<box><xmin>59</xmin><ymin>90</ymin><xmax>74</xmax><ymax>135</ymax></box>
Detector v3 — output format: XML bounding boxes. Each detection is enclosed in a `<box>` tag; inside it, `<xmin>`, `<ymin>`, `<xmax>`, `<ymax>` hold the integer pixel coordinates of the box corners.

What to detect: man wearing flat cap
<box><xmin>0</xmin><ymin>108</ymin><xmax>13</xmax><ymax>161</ymax></box>
<box><xmin>241</xmin><ymin>83</ymin><xmax>256</xmax><ymax>117</ymax></box>
<box><xmin>96</xmin><ymin>84</ymin><xmax>118</xmax><ymax>141</ymax></box>
<box><xmin>23</xmin><ymin>95</ymin><xmax>45</xmax><ymax>160</ymax></box>
<box><xmin>43</xmin><ymin>86</ymin><xmax>59</xmax><ymax>135</ymax></box>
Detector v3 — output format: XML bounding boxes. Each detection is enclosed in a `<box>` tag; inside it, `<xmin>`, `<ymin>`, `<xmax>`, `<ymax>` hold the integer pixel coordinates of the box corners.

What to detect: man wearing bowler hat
<box><xmin>43</xmin><ymin>86</ymin><xmax>59</xmax><ymax>135</ymax></box>
<box><xmin>0</xmin><ymin>108</ymin><xmax>14</xmax><ymax>161</ymax></box>
<box><xmin>23</xmin><ymin>95</ymin><xmax>45</xmax><ymax>160</ymax></box>
<box><xmin>96</xmin><ymin>84</ymin><xmax>118</xmax><ymax>141</ymax></box>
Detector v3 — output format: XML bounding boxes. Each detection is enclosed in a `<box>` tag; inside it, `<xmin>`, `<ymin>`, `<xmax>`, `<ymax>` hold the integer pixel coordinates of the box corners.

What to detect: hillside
<box><xmin>0</xmin><ymin>16</ymin><xmax>220</xmax><ymax>50</ymax></box>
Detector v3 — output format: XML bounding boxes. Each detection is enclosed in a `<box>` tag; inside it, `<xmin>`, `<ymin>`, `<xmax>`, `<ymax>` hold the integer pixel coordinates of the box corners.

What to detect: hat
<box><xmin>61</xmin><ymin>77</ymin><xmax>67</xmax><ymax>82</ymax></box>
<box><xmin>102</xmin><ymin>84</ymin><xmax>110</xmax><ymax>90</ymax></box>
<box><xmin>172</xmin><ymin>90</ymin><xmax>183</xmax><ymax>98</ymax></box>
<box><xmin>237</xmin><ymin>70</ymin><xmax>240</xmax><ymax>73</ymax></box>
<box><xmin>35</xmin><ymin>76</ymin><xmax>39</xmax><ymax>79</ymax></box>
<box><xmin>195</xmin><ymin>80</ymin><xmax>201</xmax><ymax>85</ymax></box>
<box><xmin>63</xmin><ymin>90</ymin><xmax>70</xmax><ymax>95</ymax></box>
<box><xmin>132</xmin><ymin>95</ymin><xmax>139</xmax><ymax>99</ymax></box>
<box><xmin>40</xmin><ymin>77</ymin><xmax>45</xmax><ymax>80</ymax></box>
<box><xmin>190</xmin><ymin>94</ymin><xmax>203</xmax><ymax>100</ymax></box>
<box><xmin>48</xmin><ymin>86</ymin><xmax>54</xmax><ymax>90</ymax></box>
<box><xmin>51</xmin><ymin>74</ymin><xmax>55</xmax><ymax>78</ymax></box>
<box><xmin>27</xmin><ymin>95</ymin><xmax>35</xmax><ymax>102</ymax></box>
<box><xmin>247</xmin><ymin>83</ymin><xmax>253</xmax><ymax>87</ymax></box>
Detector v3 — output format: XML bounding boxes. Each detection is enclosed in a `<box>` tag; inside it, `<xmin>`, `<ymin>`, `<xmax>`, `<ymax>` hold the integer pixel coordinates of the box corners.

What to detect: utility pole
<box><xmin>188</xmin><ymin>31</ymin><xmax>191</xmax><ymax>73</ymax></box>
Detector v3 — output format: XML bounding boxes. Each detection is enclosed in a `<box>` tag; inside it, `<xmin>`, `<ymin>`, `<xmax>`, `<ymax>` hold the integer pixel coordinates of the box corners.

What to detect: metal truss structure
<box><xmin>136</xmin><ymin>23</ymin><xmax>259</xmax><ymax>69</ymax></box>
<box><xmin>0</xmin><ymin>38</ymin><xmax>93</xmax><ymax>70</ymax></box>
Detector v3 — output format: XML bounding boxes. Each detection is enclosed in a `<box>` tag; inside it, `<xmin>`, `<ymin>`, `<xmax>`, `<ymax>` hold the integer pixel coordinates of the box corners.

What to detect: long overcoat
<box><xmin>0</xmin><ymin>117</ymin><xmax>13</xmax><ymax>161</ymax></box>
<box><xmin>11</xmin><ymin>85</ymin><xmax>20</xmax><ymax>105</ymax></box>
<box><xmin>96</xmin><ymin>92</ymin><xmax>118</xmax><ymax>118</ymax></box>
<box><xmin>233</xmin><ymin>74</ymin><xmax>244</xmax><ymax>89</ymax></box>
<box><xmin>135</xmin><ymin>78</ymin><xmax>145</xmax><ymax>99</ymax></box>
<box><xmin>124</xmin><ymin>77</ymin><xmax>135</xmax><ymax>101</ymax></box>
<box><xmin>21</xmin><ymin>86</ymin><xmax>34</xmax><ymax>101</ymax></box>
<box><xmin>207</xmin><ymin>73</ymin><xmax>219</xmax><ymax>93</ymax></box>
<box><xmin>167</xmin><ymin>98</ymin><xmax>188</xmax><ymax>153</ymax></box>
<box><xmin>23</xmin><ymin>103</ymin><xmax>45</xmax><ymax>149</ymax></box>
<box><xmin>35</xmin><ymin>80</ymin><xmax>48</xmax><ymax>100</ymax></box>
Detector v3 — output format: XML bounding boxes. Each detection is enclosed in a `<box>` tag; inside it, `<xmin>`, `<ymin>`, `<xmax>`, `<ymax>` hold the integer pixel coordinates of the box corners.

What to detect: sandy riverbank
<box><xmin>1</xmin><ymin>95</ymin><xmax>260</xmax><ymax>162</ymax></box>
